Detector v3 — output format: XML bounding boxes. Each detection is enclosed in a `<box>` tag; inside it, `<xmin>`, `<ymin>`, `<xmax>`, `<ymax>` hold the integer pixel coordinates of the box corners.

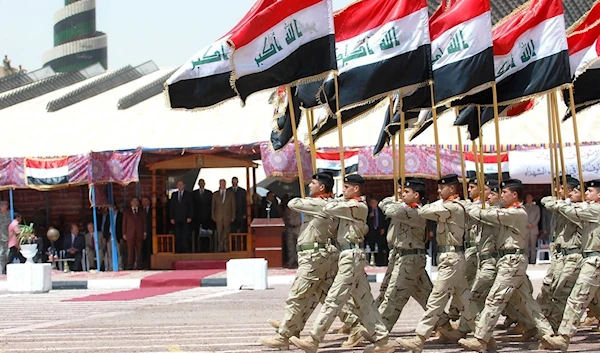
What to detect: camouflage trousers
<box><xmin>310</xmin><ymin>248</ymin><xmax>388</xmax><ymax>343</ymax></box>
<box><xmin>474</xmin><ymin>254</ymin><xmax>553</xmax><ymax>342</ymax></box>
<box><xmin>277</xmin><ymin>248</ymin><xmax>340</xmax><ymax>338</ymax></box>
<box><xmin>374</xmin><ymin>247</ymin><xmax>397</xmax><ymax>307</ymax></box>
<box><xmin>558</xmin><ymin>255</ymin><xmax>600</xmax><ymax>337</ymax></box>
<box><xmin>0</xmin><ymin>240</ymin><xmax>7</xmax><ymax>275</ymax></box>
<box><xmin>379</xmin><ymin>252</ymin><xmax>432</xmax><ymax>331</ymax></box>
<box><xmin>448</xmin><ymin>246</ymin><xmax>479</xmax><ymax>321</ymax></box>
<box><xmin>537</xmin><ymin>246</ymin><xmax>561</xmax><ymax>313</ymax></box>
<box><xmin>457</xmin><ymin>256</ymin><xmax>497</xmax><ymax>332</ymax></box>
<box><xmin>546</xmin><ymin>253</ymin><xmax>582</xmax><ymax>331</ymax></box>
<box><xmin>415</xmin><ymin>252</ymin><xmax>475</xmax><ymax>338</ymax></box>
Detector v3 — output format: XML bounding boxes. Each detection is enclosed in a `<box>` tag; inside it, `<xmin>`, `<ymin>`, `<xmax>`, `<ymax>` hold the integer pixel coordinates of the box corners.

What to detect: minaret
<box><xmin>42</xmin><ymin>0</ymin><xmax>107</xmax><ymax>72</ymax></box>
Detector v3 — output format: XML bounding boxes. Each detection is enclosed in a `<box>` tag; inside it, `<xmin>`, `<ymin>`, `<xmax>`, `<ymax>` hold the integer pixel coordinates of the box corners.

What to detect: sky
<box><xmin>1</xmin><ymin>0</ymin><xmax>356</xmax><ymax>71</ymax></box>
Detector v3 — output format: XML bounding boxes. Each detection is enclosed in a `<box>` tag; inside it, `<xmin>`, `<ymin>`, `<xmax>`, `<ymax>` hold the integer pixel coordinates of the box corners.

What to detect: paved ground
<box><xmin>1</xmin><ymin>275</ymin><xmax>600</xmax><ymax>353</ymax></box>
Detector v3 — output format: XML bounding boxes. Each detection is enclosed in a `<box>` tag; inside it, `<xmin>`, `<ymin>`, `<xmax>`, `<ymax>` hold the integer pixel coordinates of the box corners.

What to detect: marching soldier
<box><xmin>542</xmin><ymin>179</ymin><xmax>600</xmax><ymax>351</ymax></box>
<box><xmin>290</xmin><ymin>174</ymin><xmax>394</xmax><ymax>353</ymax></box>
<box><xmin>540</xmin><ymin>176</ymin><xmax>584</xmax><ymax>331</ymax></box>
<box><xmin>396</xmin><ymin>174</ymin><xmax>475</xmax><ymax>352</ymax></box>
<box><xmin>258</xmin><ymin>173</ymin><xmax>339</xmax><ymax>349</ymax></box>
<box><xmin>458</xmin><ymin>179</ymin><xmax>554</xmax><ymax>352</ymax></box>
<box><xmin>464</xmin><ymin>177</ymin><xmax>482</xmax><ymax>285</ymax></box>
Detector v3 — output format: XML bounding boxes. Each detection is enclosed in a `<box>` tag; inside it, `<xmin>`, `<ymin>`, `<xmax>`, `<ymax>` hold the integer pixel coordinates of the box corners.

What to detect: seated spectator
<box><xmin>63</xmin><ymin>223</ymin><xmax>85</xmax><ymax>271</ymax></box>
<box><xmin>84</xmin><ymin>222</ymin><xmax>101</xmax><ymax>270</ymax></box>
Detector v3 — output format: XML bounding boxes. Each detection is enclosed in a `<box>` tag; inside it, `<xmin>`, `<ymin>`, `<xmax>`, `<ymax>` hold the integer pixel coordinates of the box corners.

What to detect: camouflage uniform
<box><xmin>0</xmin><ymin>212</ymin><xmax>10</xmax><ymax>274</ymax></box>
<box><xmin>467</xmin><ymin>204</ymin><xmax>553</xmax><ymax>343</ymax></box>
<box><xmin>541</xmin><ymin>197</ymin><xmax>583</xmax><ymax>331</ymax></box>
<box><xmin>307</xmin><ymin>196</ymin><xmax>389</xmax><ymax>344</ymax></box>
<box><xmin>377</xmin><ymin>197</ymin><xmax>431</xmax><ymax>331</ymax></box>
<box><xmin>413</xmin><ymin>198</ymin><xmax>475</xmax><ymax>339</ymax></box>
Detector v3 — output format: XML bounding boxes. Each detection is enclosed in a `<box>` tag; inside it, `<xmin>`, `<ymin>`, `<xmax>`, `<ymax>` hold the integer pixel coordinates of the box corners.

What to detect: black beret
<box><xmin>586</xmin><ymin>179</ymin><xmax>600</xmax><ymax>188</ymax></box>
<box><xmin>500</xmin><ymin>179</ymin><xmax>523</xmax><ymax>189</ymax></box>
<box><xmin>565</xmin><ymin>176</ymin><xmax>581</xmax><ymax>189</ymax></box>
<box><xmin>344</xmin><ymin>174</ymin><xmax>365</xmax><ymax>185</ymax></box>
<box><xmin>438</xmin><ymin>174</ymin><xmax>459</xmax><ymax>185</ymax></box>
<box><xmin>485</xmin><ymin>179</ymin><xmax>499</xmax><ymax>193</ymax></box>
<box><xmin>401</xmin><ymin>177</ymin><xmax>425</xmax><ymax>188</ymax></box>
<box><xmin>313</xmin><ymin>172</ymin><xmax>334</xmax><ymax>187</ymax></box>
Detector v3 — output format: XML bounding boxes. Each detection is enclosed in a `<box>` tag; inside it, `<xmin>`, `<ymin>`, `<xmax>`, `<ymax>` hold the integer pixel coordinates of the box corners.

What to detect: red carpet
<box><xmin>172</xmin><ymin>260</ymin><xmax>227</xmax><ymax>271</ymax></box>
<box><xmin>64</xmin><ymin>286</ymin><xmax>192</xmax><ymax>302</ymax></box>
<box><xmin>140</xmin><ymin>269</ymin><xmax>223</xmax><ymax>288</ymax></box>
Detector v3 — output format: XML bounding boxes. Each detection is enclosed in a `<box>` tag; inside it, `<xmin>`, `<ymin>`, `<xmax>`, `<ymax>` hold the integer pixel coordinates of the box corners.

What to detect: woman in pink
<box><xmin>7</xmin><ymin>213</ymin><xmax>24</xmax><ymax>264</ymax></box>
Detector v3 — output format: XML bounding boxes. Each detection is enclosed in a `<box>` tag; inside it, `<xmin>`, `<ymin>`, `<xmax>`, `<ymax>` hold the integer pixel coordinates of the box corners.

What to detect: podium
<box><xmin>251</xmin><ymin>218</ymin><xmax>285</xmax><ymax>268</ymax></box>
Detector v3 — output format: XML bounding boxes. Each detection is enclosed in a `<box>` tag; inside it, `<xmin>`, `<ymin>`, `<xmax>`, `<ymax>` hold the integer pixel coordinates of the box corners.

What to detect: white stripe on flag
<box><xmin>26</xmin><ymin>166</ymin><xmax>69</xmax><ymax>179</ymax></box>
<box><xmin>336</xmin><ymin>9</ymin><xmax>430</xmax><ymax>75</ymax></box>
<box><xmin>464</xmin><ymin>160</ymin><xmax>509</xmax><ymax>174</ymax></box>
<box><xmin>432</xmin><ymin>12</ymin><xmax>492</xmax><ymax>71</ymax></box>
<box><xmin>232</xmin><ymin>1</ymin><xmax>333</xmax><ymax>77</ymax></box>
<box><xmin>316</xmin><ymin>154</ymin><xmax>359</xmax><ymax>170</ymax></box>
<box><xmin>494</xmin><ymin>15</ymin><xmax>567</xmax><ymax>82</ymax></box>
<box><xmin>166</xmin><ymin>37</ymin><xmax>231</xmax><ymax>85</ymax></box>
<box><xmin>575</xmin><ymin>39</ymin><xmax>600</xmax><ymax>77</ymax></box>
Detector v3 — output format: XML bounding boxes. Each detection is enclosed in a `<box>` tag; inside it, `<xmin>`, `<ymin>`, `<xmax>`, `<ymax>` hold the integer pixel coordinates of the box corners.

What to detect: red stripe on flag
<box><xmin>229</xmin><ymin>0</ymin><xmax>324</xmax><ymax>48</ymax></box>
<box><xmin>316</xmin><ymin>150</ymin><xmax>359</xmax><ymax>161</ymax></box>
<box><xmin>492</xmin><ymin>0</ymin><xmax>564</xmax><ymax>56</ymax></box>
<box><xmin>506</xmin><ymin>100</ymin><xmax>534</xmax><ymax>116</ymax></box>
<box><xmin>221</xmin><ymin>0</ymin><xmax>278</xmax><ymax>39</ymax></box>
<box><xmin>430</xmin><ymin>0</ymin><xmax>491</xmax><ymax>41</ymax></box>
<box><xmin>568</xmin><ymin>1</ymin><xmax>600</xmax><ymax>35</ymax></box>
<box><xmin>334</xmin><ymin>0</ymin><xmax>427</xmax><ymax>42</ymax></box>
<box><xmin>25</xmin><ymin>158</ymin><xmax>68</xmax><ymax>169</ymax></box>
<box><xmin>568</xmin><ymin>20</ymin><xmax>600</xmax><ymax>55</ymax></box>
<box><xmin>464</xmin><ymin>152</ymin><xmax>508</xmax><ymax>163</ymax></box>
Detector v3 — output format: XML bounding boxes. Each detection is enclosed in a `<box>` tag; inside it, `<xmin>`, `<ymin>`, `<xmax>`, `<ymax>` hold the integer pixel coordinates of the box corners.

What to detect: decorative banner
<box><xmin>509</xmin><ymin>144</ymin><xmax>600</xmax><ymax>184</ymax></box>
<box><xmin>260</xmin><ymin>142</ymin><xmax>313</xmax><ymax>182</ymax></box>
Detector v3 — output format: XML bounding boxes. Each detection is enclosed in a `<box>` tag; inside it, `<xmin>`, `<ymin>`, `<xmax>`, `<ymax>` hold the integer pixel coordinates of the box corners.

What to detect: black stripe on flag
<box><xmin>312</xmin><ymin>100</ymin><xmax>381</xmax><ymax>140</ymax></box>
<box><xmin>167</xmin><ymin>71</ymin><xmax>236</xmax><ymax>110</ymax></box>
<box><xmin>27</xmin><ymin>176</ymin><xmax>69</xmax><ymax>186</ymax></box>
<box><xmin>453</xmin><ymin>51</ymin><xmax>571</xmax><ymax>106</ymax></box>
<box><xmin>434</xmin><ymin>47</ymin><xmax>494</xmax><ymax>104</ymax></box>
<box><xmin>317</xmin><ymin>164</ymin><xmax>359</xmax><ymax>177</ymax></box>
<box><xmin>564</xmin><ymin>68</ymin><xmax>600</xmax><ymax>109</ymax></box>
<box><xmin>270</xmin><ymin>87</ymin><xmax>302</xmax><ymax>151</ymax></box>
<box><xmin>323</xmin><ymin>44</ymin><xmax>431</xmax><ymax>112</ymax></box>
<box><xmin>235</xmin><ymin>35</ymin><xmax>336</xmax><ymax>103</ymax></box>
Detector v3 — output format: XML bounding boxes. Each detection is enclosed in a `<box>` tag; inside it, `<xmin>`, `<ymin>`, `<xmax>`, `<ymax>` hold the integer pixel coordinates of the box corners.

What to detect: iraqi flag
<box><xmin>563</xmin><ymin>6</ymin><xmax>600</xmax><ymax>117</ymax></box>
<box><xmin>430</xmin><ymin>0</ymin><xmax>494</xmax><ymax>106</ymax></box>
<box><xmin>269</xmin><ymin>86</ymin><xmax>302</xmax><ymax>151</ymax></box>
<box><xmin>373</xmin><ymin>94</ymin><xmax>420</xmax><ymax>156</ymax></box>
<box><xmin>166</xmin><ymin>0</ymin><xmax>276</xmax><ymax>110</ymax></box>
<box><xmin>322</xmin><ymin>0</ymin><xmax>431</xmax><ymax>113</ymax></box>
<box><xmin>464</xmin><ymin>151</ymin><xmax>509</xmax><ymax>174</ymax></box>
<box><xmin>453</xmin><ymin>0</ymin><xmax>571</xmax><ymax>106</ymax></box>
<box><xmin>228</xmin><ymin>0</ymin><xmax>336</xmax><ymax>104</ymax></box>
<box><xmin>316</xmin><ymin>150</ymin><xmax>359</xmax><ymax>177</ymax></box>
<box><xmin>25</xmin><ymin>158</ymin><xmax>69</xmax><ymax>187</ymax></box>
<box><xmin>454</xmin><ymin>100</ymin><xmax>535</xmax><ymax>140</ymax></box>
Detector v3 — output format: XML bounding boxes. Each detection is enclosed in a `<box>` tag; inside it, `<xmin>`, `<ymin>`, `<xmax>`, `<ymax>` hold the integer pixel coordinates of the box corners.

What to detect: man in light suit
<box><xmin>524</xmin><ymin>193</ymin><xmax>540</xmax><ymax>264</ymax></box>
<box><xmin>213</xmin><ymin>179</ymin><xmax>235</xmax><ymax>252</ymax></box>
<box><xmin>228</xmin><ymin>177</ymin><xmax>248</xmax><ymax>233</ymax></box>
<box><xmin>170</xmin><ymin>180</ymin><xmax>194</xmax><ymax>253</ymax></box>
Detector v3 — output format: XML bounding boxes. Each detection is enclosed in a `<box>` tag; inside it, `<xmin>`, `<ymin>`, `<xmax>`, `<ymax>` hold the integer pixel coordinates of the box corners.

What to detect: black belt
<box><xmin>561</xmin><ymin>248</ymin><xmax>581</xmax><ymax>256</ymax></box>
<box><xmin>465</xmin><ymin>242</ymin><xmax>478</xmax><ymax>249</ymax></box>
<box><xmin>438</xmin><ymin>245</ymin><xmax>464</xmax><ymax>253</ymax></box>
<box><xmin>296</xmin><ymin>243</ymin><xmax>327</xmax><ymax>252</ymax></box>
<box><xmin>479</xmin><ymin>251</ymin><xmax>498</xmax><ymax>261</ymax></box>
<box><xmin>583</xmin><ymin>251</ymin><xmax>600</xmax><ymax>258</ymax></box>
<box><xmin>498</xmin><ymin>249</ymin><xmax>525</xmax><ymax>256</ymax></box>
<box><xmin>339</xmin><ymin>243</ymin><xmax>360</xmax><ymax>251</ymax></box>
<box><xmin>396</xmin><ymin>248</ymin><xmax>427</xmax><ymax>256</ymax></box>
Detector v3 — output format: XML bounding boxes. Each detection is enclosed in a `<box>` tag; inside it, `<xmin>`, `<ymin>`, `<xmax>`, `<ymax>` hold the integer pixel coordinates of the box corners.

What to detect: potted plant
<box><xmin>17</xmin><ymin>222</ymin><xmax>38</xmax><ymax>264</ymax></box>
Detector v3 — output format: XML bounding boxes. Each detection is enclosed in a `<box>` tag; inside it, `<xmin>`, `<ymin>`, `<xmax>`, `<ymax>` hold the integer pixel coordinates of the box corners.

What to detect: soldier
<box><xmin>541</xmin><ymin>176</ymin><xmax>584</xmax><ymax>331</ymax></box>
<box><xmin>290</xmin><ymin>174</ymin><xmax>394</xmax><ymax>353</ymax></box>
<box><xmin>542</xmin><ymin>179</ymin><xmax>600</xmax><ymax>350</ymax></box>
<box><xmin>396</xmin><ymin>174</ymin><xmax>475</xmax><ymax>352</ymax></box>
<box><xmin>258</xmin><ymin>173</ymin><xmax>339</xmax><ymax>349</ymax></box>
<box><xmin>458</xmin><ymin>179</ymin><xmax>554</xmax><ymax>352</ymax></box>
<box><xmin>0</xmin><ymin>201</ymin><xmax>10</xmax><ymax>274</ymax></box>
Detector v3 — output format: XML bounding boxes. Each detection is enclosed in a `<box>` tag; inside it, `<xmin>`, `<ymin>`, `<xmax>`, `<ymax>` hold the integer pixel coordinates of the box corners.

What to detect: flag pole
<box><xmin>306</xmin><ymin>108</ymin><xmax>318</xmax><ymax>174</ymax></box>
<box><xmin>551</xmin><ymin>92</ymin><xmax>568</xmax><ymax>199</ymax></box>
<box><xmin>392</xmin><ymin>133</ymin><xmax>399</xmax><ymax>201</ymax></box>
<box><xmin>546</xmin><ymin>93</ymin><xmax>557</xmax><ymax>198</ymax></box>
<box><xmin>399</xmin><ymin>100</ymin><xmax>406</xmax><ymax>195</ymax></box>
<box><xmin>476</xmin><ymin>106</ymin><xmax>486</xmax><ymax>209</ymax></box>
<box><xmin>472</xmin><ymin>140</ymin><xmax>483</xmax><ymax>207</ymax></box>
<box><xmin>429</xmin><ymin>83</ymin><xmax>442</xmax><ymax>178</ymax></box>
<box><xmin>568</xmin><ymin>86</ymin><xmax>586</xmax><ymax>193</ymax></box>
<box><xmin>455</xmin><ymin>109</ymin><xmax>468</xmax><ymax>199</ymax></box>
<box><xmin>551</xmin><ymin>96</ymin><xmax>561</xmax><ymax>197</ymax></box>
<box><xmin>286</xmin><ymin>86</ymin><xmax>306</xmax><ymax>198</ymax></box>
<box><xmin>333</xmin><ymin>73</ymin><xmax>346</xmax><ymax>181</ymax></box>
<box><xmin>491</xmin><ymin>83</ymin><xmax>503</xmax><ymax>183</ymax></box>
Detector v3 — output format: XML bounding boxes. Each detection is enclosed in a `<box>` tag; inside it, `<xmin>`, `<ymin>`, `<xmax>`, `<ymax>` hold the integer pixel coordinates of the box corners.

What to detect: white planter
<box><xmin>20</xmin><ymin>244</ymin><xmax>38</xmax><ymax>264</ymax></box>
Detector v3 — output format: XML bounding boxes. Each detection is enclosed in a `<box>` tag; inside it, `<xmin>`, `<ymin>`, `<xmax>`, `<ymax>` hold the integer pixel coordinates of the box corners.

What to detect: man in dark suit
<box><xmin>170</xmin><ymin>180</ymin><xmax>194</xmax><ymax>253</ymax></box>
<box><xmin>193</xmin><ymin>179</ymin><xmax>213</xmax><ymax>231</ymax></box>
<box><xmin>122</xmin><ymin>197</ymin><xmax>147</xmax><ymax>270</ymax></box>
<box><xmin>141</xmin><ymin>196</ymin><xmax>153</xmax><ymax>269</ymax></box>
<box><xmin>228</xmin><ymin>177</ymin><xmax>248</xmax><ymax>233</ymax></box>
<box><xmin>367</xmin><ymin>196</ymin><xmax>388</xmax><ymax>266</ymax></box>
<box><xmin>63</xmin><ymin>223</ymin><xmax>85</xmax><ymax>271</ymax></box>
<box><xmin>259</xmin><ymin>191</ymin><xmax>281</xmax><ymax>218</ymax></box>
